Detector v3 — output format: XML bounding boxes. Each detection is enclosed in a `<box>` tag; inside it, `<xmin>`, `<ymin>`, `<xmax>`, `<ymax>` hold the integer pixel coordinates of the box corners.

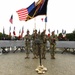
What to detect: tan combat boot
<box><xmin>51</xmin><ymin>55</ymin><xmax>55</xmax><ymax>59</ymax></box>
<box><xmin>25</xmin><ymin>54</ymin><xmax>29</xmax><ymax>59</ymax></box>
<box><xmin>32</xmin><ymin>55</ymin><xmax>36</xmax><ymax>59</ymax></box>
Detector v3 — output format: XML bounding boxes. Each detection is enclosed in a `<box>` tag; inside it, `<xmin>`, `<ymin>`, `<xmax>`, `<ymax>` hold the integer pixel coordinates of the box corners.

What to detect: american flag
<box><xmin>16</xmin><ymin>8</ymin><xmax>28</xmax><ymax>21</ymax></box>
<box><xmin>9</xmin><ymin>15</ymin><xmax>13</xmax><ymax>24</ymax></box>
<box><xmin>16</xmin><ymin>2</ymin><xmax>35</xmax><ymax>21</ymax></box>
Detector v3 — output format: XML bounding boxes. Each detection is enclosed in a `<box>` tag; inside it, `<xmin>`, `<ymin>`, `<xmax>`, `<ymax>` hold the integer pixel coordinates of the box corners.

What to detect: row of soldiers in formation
<box><xmin>24</xmin><ymin>29</ymin><xmax>57</xmax><ymax>59</ymax></box>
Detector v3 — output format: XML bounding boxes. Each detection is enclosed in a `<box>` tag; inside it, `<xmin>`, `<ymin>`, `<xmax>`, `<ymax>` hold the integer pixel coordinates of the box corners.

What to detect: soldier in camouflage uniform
<box><xmin>24</xmin><ymin>30</ymin><xmax>31</xmax><ymax>59</ymax></box>
<box><xmin>40</xmin><ymin>30</ymin><xmax>47</xmax><ymax>59</ymax></box>
<box><xmin>48</xmin><ymin>31</ymin><xmax>56</xmax><ymax>59</ymax></box>
<box><xmin>31</xmin><ymin>29</ymin><xmax>39</xmax><ymax>59</ymax></box>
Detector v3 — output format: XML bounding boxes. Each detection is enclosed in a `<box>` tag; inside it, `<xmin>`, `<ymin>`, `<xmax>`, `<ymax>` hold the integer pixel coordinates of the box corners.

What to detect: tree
<box><xmin>73</xmin><ymin>29</ymin><xmax>75</xmax><ymax>34</ymax></box>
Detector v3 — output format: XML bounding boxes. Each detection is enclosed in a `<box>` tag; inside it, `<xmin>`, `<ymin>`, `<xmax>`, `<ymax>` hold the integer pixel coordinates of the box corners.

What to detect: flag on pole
<box><xmin>63</xmin><ymin>30</ymin><xmax>66</xmax><ymax>37</ymax></box>
<box><xmin>27</xmin><ymin>0</ymin><xmax>48</xmax><ymax>21</ymax></box>
<box><xmin>20</xmin><ymin>26</ymin><xmax>24</xmax><ymax>38</ymax></box>
<box><xmin>62</xmin><ymin>29</ymin><xmax>64</xmax><ymax>34</ymax></box>
<box><xmin>16</xmin><ymin>8</ymin><xmax>28</xmax><ymax>21</ymax></box>
<box><xmin>3</xmin><ymin>27</ymin><xmax>5</xmax><ymax>35</ymax></box>
<box><xmin>9</xmin><ymin>15</ymin><xmax>13</xmax><ymax>24</ymax></box>
<box><xmin>16</xmin><ymin>0</ymin><xmax>48</xmax><ymax>21</ymax></box>
<box><xmin>48</xmin><ymin>29</ymin><xmax>50</xmax><ymax>37</ymax></box>
<box><xmin>65</xmin><ymin>30</ymin><xmax>66</xmax><ymax>34</ymax></box>
<box><xmin>38</xmin><ymin>29</ymin><xmax>40</xmax><ymax>34</ymax></box>
<box><xmin>16</xmin><ymin>2</ymin><xmax>35</xmax><ymax>21</ymax></box>
<box><xmin>45</xmin><ymin>16</ymin><xmax>47</xmax><ymax>22</ymax></box>
<box><xmin>22</xmin><ymin>26</ymin><xmax>24</xmax><ymax>34</ymax></box>
<box><xmin>41</xmin><ymin>18</ymin><xmax>44</xmax><ymax>21</ymax></box>
<box><xmin>62</xmin><ymin>29</ymin><xmax>66</xmax><ymax>37</ymax></box>
<box><xmin>19</xmin><ymin>30</ymin><xmax>21</xmax><ymax>35</ymax></box>
<box><xmin>57</xmin><ymin>30</ymin><xmax>58</xmax><ymax>34</ymax></box>
<box><xmin>48</xmin><ymin>29</ymin><xmax>50</xmax><ymax>33</ymax></box>
<box><xmin>65</xmin><ymin>30</ymin><xmax>66</xmax><ymax>36</ymax></box>
<box><xmin>9</xmin><ymin>26</ymin><xmax>11</xmax><ymax>36</ymax></box>
<box><xmin>18</xmin><ymin>30</ymin><xmax>21</xmax><ymax>39</ymax></box>
<box><xmin>45</xmin><ymin>16</ymin><xmax>47</xmax><ymax>30</ymax></box>
<box><xmin>57</xmin><ymin>30</ymin><xmax>59</xmax><ymax>36</ymax></box>
<box><xmin>2</xmin><ymin>27</ymin><xmax>5</xmax><ymax>39</ymax></box>
<box><xmin>13</xmin><ymin>27</ymin><xmax>16</xmax><ymax>36</ymax></box>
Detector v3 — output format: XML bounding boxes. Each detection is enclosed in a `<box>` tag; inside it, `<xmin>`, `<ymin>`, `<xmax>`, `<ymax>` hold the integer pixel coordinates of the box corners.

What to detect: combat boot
<box><xmin>25</xmin><ymin>54</ymin><xmax>30</xmax><ymax>59</ymax></box>
<box><xmin>35</xmin><ymin>55</ymin><xmax>38</xmax><ymax>59</ymax></box>
<box><xmin>25</xmin><ymin>57</ymin><xmax>30</xmax><ymax>59</ymax></box>
<box><xmin>42</xmin><ymin>57</ymin><xmax>46</xmax><ymax>59</ymax></box>
<box><xmin>32</xmin><ymin>55</ymin><xmax>36</xmax><ymax>59</ymax></box>
<box><xmin>51</xmin><ymin>55</ymin><xmax>55</xmax><ymax>59</ymax></box>
<box><xmin>42</xmin><ymin>55</ymin><xmax>46</xmax><ymax>59</ymax></box>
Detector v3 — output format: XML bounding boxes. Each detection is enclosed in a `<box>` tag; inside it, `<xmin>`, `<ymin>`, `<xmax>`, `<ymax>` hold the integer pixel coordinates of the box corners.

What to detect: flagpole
<box><xmin>45</xmin><ymin>21</ymin><xmax>46</xmax><ymax>30</ymax></box>
<box><xmin>45</xmin><ymin>15</ymin><xmax>47</xmax><ymax>31</ymax></box>
<box><xmin>34</xmin><ymin>17</ymin><xmax>36</xmax><ymax>29</ymax></box>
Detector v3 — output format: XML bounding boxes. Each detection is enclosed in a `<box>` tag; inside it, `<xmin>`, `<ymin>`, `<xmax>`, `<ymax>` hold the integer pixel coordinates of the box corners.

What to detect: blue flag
<box><xmin>26</xmin><ymin>0</ymin><xmax>48</xmax><ymax>21</ymax></box>
<box><xmin>27</xmin><ymin>2</ymin><xmax>35</xmax><ymax>13</ymax></box>
<box><xmin>45</xmin><ymin>17</ymin><xmax>47</xmax><ymax>22</ymax></box>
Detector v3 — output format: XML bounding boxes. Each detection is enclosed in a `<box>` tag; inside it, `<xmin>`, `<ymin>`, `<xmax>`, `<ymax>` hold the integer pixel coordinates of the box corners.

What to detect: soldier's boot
<box><xmin>35</xmin><ymin>55</ymin><xmax>38</xmax><ymax>59</ymax></box>
<box><xmin>25</xmin><ymin>54</ymin><xmax>30</xmax><ymax>59</ymax></box>
<box><xmin>32</xmin><ymin>55</ymin><xmax>36</xmax><ymax>59</ymax></box>
<box><xmin>51</xmin><ymin>55</ymin><xmax>55</xmax><ymax>59</ymax></box>
<box><xmin>42</xmin><ymin>54</ymin><xmax>46</xmax><ymax>59</ymax></box>
<box><xmin>36</xmin><ymin>53</ymin><xmax>39</xmax><ymax>59</ymax></box>
<box><xmin>41</xmin><ymin>54</ymin><xmax>44</xmax><ymax>59</ymax></box>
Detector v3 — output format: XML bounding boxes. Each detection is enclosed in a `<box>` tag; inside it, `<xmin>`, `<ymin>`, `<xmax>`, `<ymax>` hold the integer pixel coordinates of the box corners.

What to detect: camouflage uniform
<box><xmin>24</xmin><ymin>30</ymin><xmax>31</xmax><ymax>59</ymax></box>
<box><xmin>48</xmin><ymin>31</ymin><xmax>56</xmax><ymax>59</ymax></box>
<box><xmin>31</xmin><ymin>30</ymin><xmax>39</xmax><ymax>59</ymax></box>
<box><xmin>40</xmin><ymin>30</ymin><xmax>47</xmax><ymax>59</ymax></box>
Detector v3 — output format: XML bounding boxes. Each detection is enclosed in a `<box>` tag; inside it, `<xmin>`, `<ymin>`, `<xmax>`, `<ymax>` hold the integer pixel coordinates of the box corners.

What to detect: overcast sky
<box><xmin>0</xmin><ymin>0</ymin><xmax>75</xmax><ymax>36</ymax></box>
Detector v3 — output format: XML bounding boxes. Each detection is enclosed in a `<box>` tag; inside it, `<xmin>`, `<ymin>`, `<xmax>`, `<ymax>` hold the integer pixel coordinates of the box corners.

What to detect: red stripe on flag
<box><xmin>16</xmin><ymin>8</ymin><xmax>28</xmax><ymax>21</ymax></box>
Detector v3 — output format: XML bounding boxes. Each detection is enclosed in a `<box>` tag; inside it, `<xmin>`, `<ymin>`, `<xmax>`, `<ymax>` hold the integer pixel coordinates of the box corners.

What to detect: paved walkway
<box><xmin>0</xmin><ymin>51</ymin><xmax>75</xmax><ymax>75</ymax></box>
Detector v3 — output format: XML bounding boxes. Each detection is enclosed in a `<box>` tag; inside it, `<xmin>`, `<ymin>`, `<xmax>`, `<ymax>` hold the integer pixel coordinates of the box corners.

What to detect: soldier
<box><xmin>31</xmin><ymin>29</ymin><xmax>39</xmax><ymax>59</ymax></box>
<box><xmin>40</xmin><ymin>30</ymin><xmax>47</xmax><ymax>59</ymax></box>
<box><xmin>24</xmin><ymin>30</ymin><xmax>31</xmax><ymax>59</ymax></box>
<box><xmin>49</xmin><ymin>31</ymin><xmax>56</xmax><ymax>59</ymax></box>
